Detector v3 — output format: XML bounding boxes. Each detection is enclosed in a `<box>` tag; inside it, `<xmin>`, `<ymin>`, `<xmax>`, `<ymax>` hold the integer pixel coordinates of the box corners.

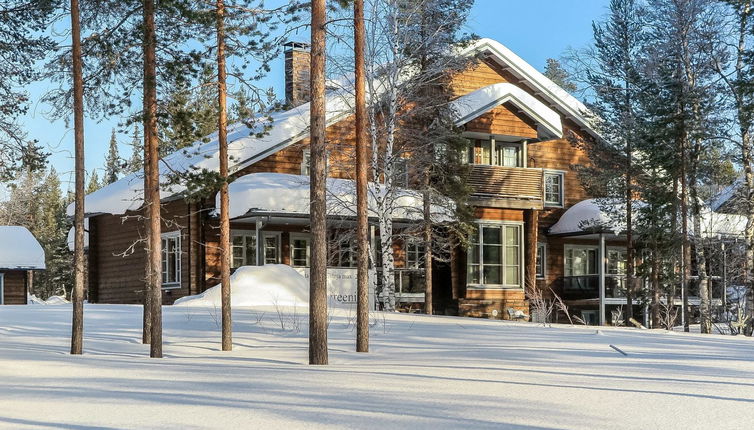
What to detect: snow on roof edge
<box><xmin>0</xmin><ymin>226</ymin><xmax>45</xmax><ymax>270</ymax></box>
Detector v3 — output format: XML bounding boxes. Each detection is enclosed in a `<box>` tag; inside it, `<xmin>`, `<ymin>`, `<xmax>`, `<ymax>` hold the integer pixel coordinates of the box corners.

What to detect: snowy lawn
<box><xmin>1</xmin><ymin>305</ymin><xmax>753</xmax><ymax>429</ymax></box>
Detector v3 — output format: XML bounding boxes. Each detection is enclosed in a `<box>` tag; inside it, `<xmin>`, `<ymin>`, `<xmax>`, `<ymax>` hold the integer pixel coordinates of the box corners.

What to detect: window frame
<box><xmin>161</xmin><ymin>230</ymin><xmax>182</xmax><ymax>289</ymax></box>
<box><xmin>231</xmin><ymin>229</ymin><xmax>257</xmax><ymax>268</ymax></box>
<box><xmin>404</xmin><ymin>238</ymin><xmax>425</xmax><ymax>269</ymax></box>
<box><xmin>544</xmin><ymin>170</ymin><xmax>565</xmax><ymax>208</ymax></box>
<box><xmin>289</xmin><ymin>233</ymin><xmax>311</xmax><ymax>267</ymax></box>
<box><xmin>466</xmin><ymin>222</ymin><xmax>523</xmax><ymax>289</ymax></box>
<box><xmin>301</xmin><ymin>148</ymin><xmax>311</xmax><ymax>176</ymax></box>
<box><xmin>535</xmin><ymin>242</ymin><xmax>546</xmax><ymax>279</ymax></box>
<box><xmin>462</xmin><ymin>136</ymin><xmax>523</xmax><ymax>168</ymax></box>
<box><xmin>564</xmin><ymin>244</ymin><xmax>599</xmax><ymax>277</ymax></box>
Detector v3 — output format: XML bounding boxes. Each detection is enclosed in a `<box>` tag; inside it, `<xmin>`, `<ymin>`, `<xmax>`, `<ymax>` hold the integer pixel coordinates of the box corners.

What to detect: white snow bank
<box><xmin>451</xmin><ymin>82</ymin><xmax>562</xmax><ymax>139</ymax></box>
<box><xmin>27</xmin><ymin>294</ymin><xmax>69</xmax><ymax>305</ymax></box>
<box><xmin>0</xmin><ymin>226</ymin><xmax>45</xmax><ymax>270</ymax></box>
<box><xmin>224</xmin><ymin>172</ymin><xmax>454</xmax><ymax>222</ymax></box>
<box><xmin>174</xmin><ymin>264</ymin><xmax>309</xmax><ymax>308</ymax></box>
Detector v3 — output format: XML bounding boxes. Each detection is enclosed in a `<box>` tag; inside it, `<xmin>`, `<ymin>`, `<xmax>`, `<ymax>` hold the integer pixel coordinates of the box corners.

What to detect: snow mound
<box><xmin>174</xmin><ymin>264</ymin><xmax>309</xmax><ymax>308</ymax></box>
<box><xmin>27</xmin><ymin>294</ymin><xmax>69</xmax><ymax>305</ymax></box>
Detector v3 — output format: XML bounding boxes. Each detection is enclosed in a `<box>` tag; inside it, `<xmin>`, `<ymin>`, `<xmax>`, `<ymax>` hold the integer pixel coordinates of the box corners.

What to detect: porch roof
<box><xmin>222</xmin><ymin>172</ymin><xmax>453</xmax><ymax>223</ymax></box>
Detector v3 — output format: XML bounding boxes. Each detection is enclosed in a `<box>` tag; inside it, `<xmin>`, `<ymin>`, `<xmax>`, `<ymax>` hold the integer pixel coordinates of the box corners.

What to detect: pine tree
<box><xmin>86</xmin><ymin>170</ymin><xmax>102</xmax><ymax>194</ymax></box>
<box><xmin>0</xmin><ymin>1</ymin><xmax>53</xmax><ymax>181</ymax></box>
<box><xmin>544</xmin><ymin>58</ymin><xmax>578</xmax><ymax>93</ymax></box>
<box><xmin>104</xmin><ymin>129</ymin><xmax>121</xmax><ymax>184</ymax></box>
<box><xmin>126</xmin><ymin>124</ymin><xmax>143</xmax><ymax>174</ymax></box>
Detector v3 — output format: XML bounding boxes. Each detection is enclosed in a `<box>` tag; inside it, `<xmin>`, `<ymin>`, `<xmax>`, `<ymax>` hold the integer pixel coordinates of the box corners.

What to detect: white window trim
<box><xmin>161</xmin><ymin>230</ymin><xmax>182</xmax><ymax>290</ymax></box>
<box><xmin>262</xmin><ymin>231</ymin><xmax>282</xmax><ymax>265</ymax></box>
<box><xmin>544</xmin><ymin>170</ymin><xmax>565</xmax><ymax>208</ymax></box>
<box><xmin>461</xmin><ymin>133</ymin><xmax>525</xmax><ymax>168</ymax></box>
<box><xmin>467</xmin><ymin>221</ymin><xmax>524</xmax><ymax>289</ymax></box>
<box><xmin>564</xmin><ymin>244</ymin><xmax>599</xmax><ymax>277</ymax></box>
<box><xmin>289</xmin><ymin>233</ymin><xmax>311</xmax><ymax>267</ymax></box>
<box><xmin>231</xmin><ymin>229</ymin><xmax>256</xmax><ymax>268</ymax></box>
<box><xmin>0</xmin><ymin>272</ymin><xmax>4</xmax><ymax>305</ymax></box>
<box><xmin>536</xmin><ymin>242</ymin><xmax>546</xmax><ymax>279</ymax></box>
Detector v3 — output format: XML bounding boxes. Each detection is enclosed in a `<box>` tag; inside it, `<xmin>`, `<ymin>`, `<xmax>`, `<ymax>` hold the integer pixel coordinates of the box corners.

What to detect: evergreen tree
<box><xmin>86</xmin><ymin>170</ymin><xmax>102</xmax><ymax>194</ymax></box>
<box><xmin>104</xmin><ymin>129</ymin><xmax>121</xmax><ymax>184</ymax></box>
<box><xmin>127</xmin><ymin>124</ymin><xmax>143</xmax><ymax>173</ymax></box>
<box><xmin>544</xmin><ymin>58</ymin><xmax>578</xmax><ymax>93</ymax></box>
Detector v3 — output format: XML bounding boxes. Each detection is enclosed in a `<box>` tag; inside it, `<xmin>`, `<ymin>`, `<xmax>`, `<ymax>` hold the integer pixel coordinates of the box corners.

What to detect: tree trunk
<box><xmin>143</xmin><ymin>0</ymin><xmax>162</xmax><ymax>358</ymax></box>
<box><xmin>216</xmin><ymin>0</ymin><xmax>232</xmax><ymax>352</ymax></box>
<box><xmin>309</xmin><ymin>0</ymin><xmax>328</xmax><ymax>365</ymax></box>
<box><xmin>625</xmin><ymin>141</ymin><xmax>634</xmax><ymax>324</ymax></box>
<box><xmin>423</xmin><ymin>187</ymin><xmax>433</xmax><ymax>315</ymax></box>
<box><xmin>524</xmin><ymin>209</ymin><xmax>538</xmax><ymax>291</ymax></box>
<box><xmin>650</xmin><ymin>247</ymin><xmax>660</xmax><ymax>328</ymax></box>
<box><xmin>354</xmin><ymin>0</ymin><xmax>369</xmax><ymax>353</ymax></box>
<box><xmin>743</xmin><ymin>128</ymin><xmax>754</xmax><ymax>336</ymax></box>
<box><xmin>141</xmin><ymin>51</ymin><xmax>152</xmax><ymax>346</ymax></box>
<box><xmin>70</xmin><ymin>0</ymin><xmax>85</xmax><ymax>356</ymax></box>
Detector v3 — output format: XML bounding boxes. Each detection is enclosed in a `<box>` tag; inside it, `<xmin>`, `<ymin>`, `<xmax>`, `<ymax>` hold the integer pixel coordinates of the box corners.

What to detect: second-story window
<box><xmin>464</xmin><ymin>138</ymin><xmax>522</xmax><ymax>167</ymax></box>
<box><xmin>544</xmin><ymin>171</ymin><xmax>565</xmax><ymax>207</ymax></box>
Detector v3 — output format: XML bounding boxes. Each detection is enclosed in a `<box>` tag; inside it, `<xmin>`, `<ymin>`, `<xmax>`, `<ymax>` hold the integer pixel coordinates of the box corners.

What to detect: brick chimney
<box><xmin>284</xmin><ymin>41</ymin><xmax>311</xmax><ymax>107</ymax></box>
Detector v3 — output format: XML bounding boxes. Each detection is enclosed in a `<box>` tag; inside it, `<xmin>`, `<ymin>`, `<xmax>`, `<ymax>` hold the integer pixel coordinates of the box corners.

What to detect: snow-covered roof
<box><xmin>224</xmin><ymin>172</ymin><xmax>452</xmax><ymax>222</ymax></box>
<box><xmin>68</xmin><ymin>37</ymin><xmax>591</xmax><ymax>217</ymax></box>
<box><xmin>549</xmin><ymin>198</ymin><xmax>747</xmax><ymax>238</ymax></box>
<box><xmin>451</xmin><ymin>82</ymin><xmax>563</xmax><ymax>139</ymax></box>
<box><xmin>549</xmin><ymin>199</ymin><xmax>625</xmax><ymax>236</ymax></box>
<box><xmin>0</xmin><ymin>226</ymin><xmax>45</xmax><ymax>270</ymax></box>
<box><xmin>709</xmin><ymin>178</ymin><xmax>741</xmax><ymax>212</ymax></box>
<box><xmin>461</xmin><ymin>38</ymin><xmax>597</xmax><ymax>138</ymax></box>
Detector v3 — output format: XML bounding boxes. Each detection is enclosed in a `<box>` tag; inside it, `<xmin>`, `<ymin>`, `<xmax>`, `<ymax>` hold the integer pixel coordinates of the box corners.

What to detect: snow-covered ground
<box><xmin>1</xmin><ymin>305</ymin><xmax>753</xmax><ymax>429</ymax></box>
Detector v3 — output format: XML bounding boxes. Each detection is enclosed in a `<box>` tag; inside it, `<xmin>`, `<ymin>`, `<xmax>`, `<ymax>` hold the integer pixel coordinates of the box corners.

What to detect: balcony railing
<box><xmin>467</xmin><ymin>165</ymin><xmax>544</xmax><ymax>209</ymax></box>
<box><xmin>561</xmin><ymin>275</ymin><xmax>627</xmax><ymax>300</ymax></box>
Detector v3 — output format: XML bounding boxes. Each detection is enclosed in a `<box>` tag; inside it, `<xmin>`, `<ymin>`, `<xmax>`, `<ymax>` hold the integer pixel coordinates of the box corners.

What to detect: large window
<box><xmin>536</xmin><ymin>242</ymin><xmax>546</xmax><ymax>279</ymax></box>
<box><xmin>329</xmin><ymin>233</ymin><xmax>355</xmax><ymax>267</ymax></box>
<box><xmin>161</xmin><ymin>231</ymin><xmax>181</xmax><ymax>287</ymax></box>
<box><xmin>607</xmin><ymin>249</ymin><xmax>627</xmax><ymax>275</ymax></box>
<box><xmin>564</xmin><ymin>246</ymin><xmax>598</xmax><ymax>276</ymax></box>
<box><xmin>290</xmin><ymin>234</ymin><xmax>310</xmax><ymax>267</ymax></box>
<box><xmin>544</xmin><ymin>171</ymin><xmax>565</xmax><ymax>207</ymax></box>
<box><xmin>232</xmin><ymin>231</ymin><xmax>256</xmax><ymax>268</ymax></box>
<box><xmin>301</xmin><ymin>149</ymin><xmax>311</xmax><ymax>176</ymax></box>
<box><xmin>405</xmin><ymin>239</ymin><xmax>425</xmax><ymax>269</ymax></box>
<box><xmin>464</xmin><ymin>138</ymin><xmax>522</xmax><ymax>167</ymax></box>
<box><xmin>467</xmin><ymin>223</ymin><xmax>522</xmax><ymax>287</ymax></box>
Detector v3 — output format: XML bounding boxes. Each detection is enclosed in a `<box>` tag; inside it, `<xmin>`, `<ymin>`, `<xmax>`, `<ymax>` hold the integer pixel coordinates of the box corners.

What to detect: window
<box><xmin>564</xmin><ymin>246</ymin><xmax>598</xmax><ymax>276</ymax></box>
<box><xmin>161</xmin><ymin>231</ymin><xmax>181</xmax><ymax>287</ymax></box>
<box><xmin>263</xmin><ymin>234</ymin><xmax>280</xmax><ymax>264</ymax></box>
<box><xmin>544</xmin><ymin>171</ymin><xmax>564</xmax><ymax>207</ymax></box>
<box><xmin>232</xmin><ymin>232</ymin><xmax>256</xmax><ymax>268</ymax></box>
<box><xmin>301</xmin><ymin>149</ymin><xmax>311</xmax><ymax>176</ymax></box>
<box><xmin>536</xmin><ymin>243</ymin><xmax>546</xmax><ymax>279</ymax></box>
<box><xmin>467</xmin><ymin>223</ymin><xmax>522</xmax><ymax>287</ymax></box>
<box><xmin>607</xmin><ymin>249</ymin><xmax>627</xmax><ymax>275</ymax></box>
<box><xmin>329</xmin><ymin>233</ymin><xmax>355</xmax><ymax>267</ymax></box>
<box><xmin>290</xmin><ymin>234</ymin><xmax>310</xmax><ymax>267</ymax></box>
<box><xmin>405</xmin><ymin>239</ymin><xmax>425</xmax><ymax>269</ymax></box>
<box><xmin>464</xmin><ymin>138</ymin><xmax>522</xmax><ymax>167</ymax></box>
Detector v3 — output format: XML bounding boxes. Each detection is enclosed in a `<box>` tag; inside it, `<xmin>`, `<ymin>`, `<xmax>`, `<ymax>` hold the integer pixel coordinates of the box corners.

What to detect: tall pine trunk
<box><xmin>216</xmin><ymin>0</ymin><xmax>232</xmax><ymax>352</ymax></box>
<box><xmin>309</xmin><ymin>0</ymin><xmax>328</xmax><ymax>365</ymax></box>
<box><xmin>143</xmin><ymin>0</ymin><xmax>162</xmax><ymax>358</ymax></box>
<box><xmin>70</xmin><ymin>0</ymin><xmax>85</xmax><ymax>356</ymax></box>
<box><xmin>142</xmin><ymin>56</ymin><xmax>152</xmax><ymax>346</ymax></box>
<box><xmin>423</xmin><ymin>185</ymin><xmax>433</xmax><ymax>315</ymax></box>
<box><xmin>354</xmin><ymin>0</ymin><xmax>369</xmax><ymax>353</ymax></box>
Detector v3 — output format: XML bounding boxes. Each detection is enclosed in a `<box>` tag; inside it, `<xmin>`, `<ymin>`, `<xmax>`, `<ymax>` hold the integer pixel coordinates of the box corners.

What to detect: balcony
<box><xmin>467</xmin><ymin>165</ymin><xmax>544</xmax><ymax>210</ymax></box>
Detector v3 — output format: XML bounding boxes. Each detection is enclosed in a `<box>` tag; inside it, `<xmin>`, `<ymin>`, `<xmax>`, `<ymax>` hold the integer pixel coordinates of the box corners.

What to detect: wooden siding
<box><xmin>2</xmin><ymin>271</ymin><xmax>26</xmax><ymax>305</ymax></box>
<box><xmin>464</xmin><ymin>102</ymin><xmax>538</xmax><ymax>138</ymax></box>
<box><xmin>89</xmin><ymin>199</ymin><xmax>193</xmax><ymax>304</ymax></box>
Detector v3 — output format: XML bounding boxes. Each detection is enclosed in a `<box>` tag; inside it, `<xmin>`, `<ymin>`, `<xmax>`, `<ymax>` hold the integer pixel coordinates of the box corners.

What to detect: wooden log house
<box><xmin>72</xmin><ymin>38</ymin><xmax>641</xmax><ymax>324</ymax></box>
<box><xmin>0</xmin><ymin>226</ymin><xmax>45</xmax><ymax>305</ymax></box>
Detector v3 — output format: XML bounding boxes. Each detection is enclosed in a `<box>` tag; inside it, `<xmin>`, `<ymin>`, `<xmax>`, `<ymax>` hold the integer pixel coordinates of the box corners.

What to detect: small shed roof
<box><xmin>0</xmin><ymin>226</ymin><xmax>45</xmax><ymax>270</ymax></box>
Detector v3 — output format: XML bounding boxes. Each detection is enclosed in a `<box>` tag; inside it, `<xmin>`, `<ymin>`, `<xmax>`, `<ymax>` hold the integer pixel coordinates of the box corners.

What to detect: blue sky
<box><xmin>21</xmin><ymin>0</ymin><xmax>610</xmax><ymax>191</ymax></box>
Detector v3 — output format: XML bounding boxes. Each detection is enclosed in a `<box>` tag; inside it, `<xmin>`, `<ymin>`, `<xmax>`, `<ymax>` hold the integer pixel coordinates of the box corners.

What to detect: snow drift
<box><xmin>174</xmin><ymin>264</ymin><xmax>309</xmax><ymax>308</ymax></box>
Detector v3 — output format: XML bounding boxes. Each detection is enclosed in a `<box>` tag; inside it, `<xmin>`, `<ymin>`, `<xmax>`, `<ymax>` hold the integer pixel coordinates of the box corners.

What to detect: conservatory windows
<box><xmin>405</xmin><ymin>239</ymin><xmax>425</xmax><ymax>269</ymax></box>
<box><xmin>290</xmin><ymin>234</ymin><xmax>311</xmax><ymax>267</ymax></box>
<box><xmin>231</xmin><ymin>232</ymin><xmax>256</xmax><ymax>268</ymax></box>
<box><xmin>544</xmin><ymin>171</ymin><xmax>565</xmax><ymax>207</ymax></box>
<box><xmin>467</xmin><ymin>223</ymin><xmax>523</xmax><ymax>288</ymax></box>
<box><xmin>161</xmin><ymin>231</ymin><xmax>181</xmax><ymax>287</ymax></box>
<box><xmin>564</xmin><ymin>246</ymin><xmax>598</xmax><ymax>276</ymax></box>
